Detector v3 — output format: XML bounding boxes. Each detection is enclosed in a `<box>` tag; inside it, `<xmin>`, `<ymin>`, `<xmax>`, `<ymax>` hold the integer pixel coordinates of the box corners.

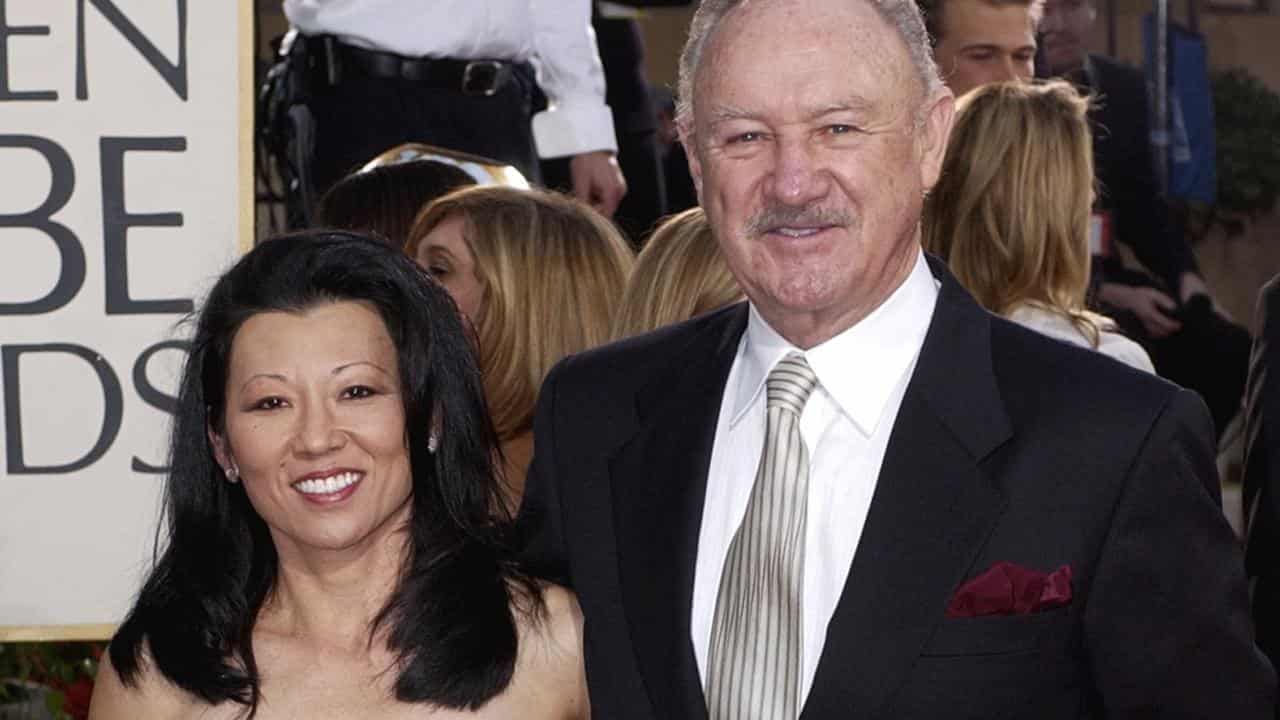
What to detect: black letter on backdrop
<box><xmin>76</xmin><ymin>0</ymin><xmax>187</xmax><ymax>100</ymax></box>
<box><xmin>130</xmin><ymin>339</ymin><xmax>187</xmax><ymax>473</ymax></box>
<box><xmin>0</xmin><ymin>1</ymin><xmax>57</xmax><ymax>101</ymax></box>
<box><xmin>101</xmin><ymin>136</ymin><xmax>192</xmax><ymax>315</ymax></box>
<box><xmin>3</xmin><ymin>344</ymin><xmax>123</xmax><ymax>474</ymax></box>
<box><xmin>0</xmin><ymin>135</ymin><xmax>84</xmax><ymax>315</ymax></box>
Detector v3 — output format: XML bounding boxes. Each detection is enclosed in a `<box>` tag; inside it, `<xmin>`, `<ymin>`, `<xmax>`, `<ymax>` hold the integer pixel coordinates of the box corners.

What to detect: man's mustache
<box><xmin>744</xmin><ymin>205</ymin><xmax>853</xmax><ymax>236</ymax></box>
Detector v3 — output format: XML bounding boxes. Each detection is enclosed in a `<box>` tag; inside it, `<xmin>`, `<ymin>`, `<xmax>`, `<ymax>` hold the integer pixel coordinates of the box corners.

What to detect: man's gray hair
<box><xmin>676</xmin><ymin>0</ymin><xmax>944</xmax><ymax>129</ymax></box>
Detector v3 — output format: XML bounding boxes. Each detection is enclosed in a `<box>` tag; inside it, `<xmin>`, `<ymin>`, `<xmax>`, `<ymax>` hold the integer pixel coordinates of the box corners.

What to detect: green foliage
<box><xmin>0</xmin><ymin>642</ymin><xmax>100</xmax><ymax>719</ymax></box>
<box><xmin>1212</xmin><ymin>67</ymin><xmax>1280</xmax><ymax>218</ymax></box>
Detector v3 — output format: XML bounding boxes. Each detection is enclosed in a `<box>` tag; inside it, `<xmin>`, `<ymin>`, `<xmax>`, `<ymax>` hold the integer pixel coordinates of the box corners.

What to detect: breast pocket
<box><xmin>920</xmin><ymin>606</ymin><xmax>1072</xmax><ymax>657</ymax></box>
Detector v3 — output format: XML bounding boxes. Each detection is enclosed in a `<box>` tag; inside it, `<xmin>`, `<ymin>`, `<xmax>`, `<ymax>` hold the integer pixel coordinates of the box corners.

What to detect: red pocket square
<box><xmin>945</xmin><ymin>561</ymin><xmax>1073</xmax><ymax>619</ymax></box>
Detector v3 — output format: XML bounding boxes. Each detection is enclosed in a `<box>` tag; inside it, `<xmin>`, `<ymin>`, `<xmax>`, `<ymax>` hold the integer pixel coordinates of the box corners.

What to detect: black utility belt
<box><xmin>303</xmin><ymin>35</ymin><xmax>525</xmax><ymax>96</ymax></box>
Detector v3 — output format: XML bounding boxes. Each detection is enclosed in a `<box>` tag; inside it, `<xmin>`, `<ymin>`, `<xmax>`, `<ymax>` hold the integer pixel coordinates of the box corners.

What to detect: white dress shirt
<box><xmin>282</xmin><ymin>0</ymin><xmax>617</xmax><ymax>158</ymax></box>
<box><xmin>691</xmin><ymin>251</ymin><xmax>939</xmax><ymax>704</ymax></box>
<box><xmin>1006</xmin><ymin>302</ymin><xmax>1156</xmax><ymax>374</ymax></box>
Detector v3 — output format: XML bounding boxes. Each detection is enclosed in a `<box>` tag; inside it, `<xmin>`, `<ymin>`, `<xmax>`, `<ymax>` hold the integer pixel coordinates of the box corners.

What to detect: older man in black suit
<box><xmin>519</xmin><ymin>0</ymin><xmax>1275</xmax><ymax>717</ymax></box>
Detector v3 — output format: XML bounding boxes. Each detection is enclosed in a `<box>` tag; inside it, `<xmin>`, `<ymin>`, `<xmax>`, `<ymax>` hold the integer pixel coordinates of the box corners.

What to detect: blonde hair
<box><xmin>923</xmin><ymin>80</ymin><xmax>1109</xmax><ymax>345</ymax></box>
<box><xmin>409</xmin><ymin>187</ymin><xmax>635</xmax><ymax>439</ymax></box>
<box><xmin>613</xmin><ymin>208</ymin><xmax>742</xmax><ymax>339</ymax></box>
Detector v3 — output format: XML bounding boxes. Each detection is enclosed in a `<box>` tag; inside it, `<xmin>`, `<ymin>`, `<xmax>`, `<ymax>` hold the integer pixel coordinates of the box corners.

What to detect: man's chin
<box><xmin>754</xmin><ymin>281</ymin><xmax>844</xmax><ymax>321</ymax></box>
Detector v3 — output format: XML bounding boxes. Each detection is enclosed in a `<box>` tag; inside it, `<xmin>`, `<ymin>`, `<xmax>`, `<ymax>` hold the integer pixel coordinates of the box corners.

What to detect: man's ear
<box><xmin>917</xmin><ymin>88</ymin><xmax>956</xmax><ymax>192</ymax></box>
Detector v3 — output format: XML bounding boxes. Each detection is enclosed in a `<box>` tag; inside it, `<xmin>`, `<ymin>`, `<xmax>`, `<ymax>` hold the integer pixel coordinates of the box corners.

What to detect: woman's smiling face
<box><xmin>213</xmin><ymin>300</ymin><xmax>413</xmax><ymax>558</ymax></box>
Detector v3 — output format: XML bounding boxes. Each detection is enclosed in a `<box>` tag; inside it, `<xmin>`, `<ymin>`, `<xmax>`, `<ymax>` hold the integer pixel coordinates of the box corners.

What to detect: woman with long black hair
<box><xmin>89</xmin><ymin>231</ymin><xmax>586</xmax><ymax>719</ymax></box>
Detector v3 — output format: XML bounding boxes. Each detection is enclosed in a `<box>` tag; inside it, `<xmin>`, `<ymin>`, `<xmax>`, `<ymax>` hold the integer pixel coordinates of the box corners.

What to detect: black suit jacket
<box><xmin>1087</xmin><ymin>54</ymin><xmax>1200</xmax><ymax>293</ymax></box>
<box><xmin>1246</xmin><ymin>275</ymin><xmax>1280</xmax><ymax>670</ymax></box>
<box><xmin>520</xmin><ymin>259</ymin><xmax>1274</xmax><ymax>718</ymax></box>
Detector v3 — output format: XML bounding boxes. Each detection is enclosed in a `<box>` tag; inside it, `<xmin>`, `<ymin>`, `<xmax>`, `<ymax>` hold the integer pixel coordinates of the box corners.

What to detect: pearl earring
<box><xmin>427</xmin><ymin>433</ymin><xmax>439</xmax><ymax>454</ymax></box>
<box><xmin>224</xmin><ymin>466</ymin><xmax>239</xmax><ymax>484</ymax></box>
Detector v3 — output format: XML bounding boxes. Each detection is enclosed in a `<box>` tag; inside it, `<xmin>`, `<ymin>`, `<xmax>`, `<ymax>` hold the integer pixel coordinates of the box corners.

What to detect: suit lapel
<box><xmin>610</xmin><ymin>304</ymin><xmax>748</xmax><ymax>720</ymax></box>
<box><xmin>801</xmin><ymin>259</ymin><xmax>1012</xmax><ymax>718</ymax></box>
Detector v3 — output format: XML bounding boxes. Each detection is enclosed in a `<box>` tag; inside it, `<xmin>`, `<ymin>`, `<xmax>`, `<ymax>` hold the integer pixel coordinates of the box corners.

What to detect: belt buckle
<box><xmin>462</xmin><ymin>60</ymin><xmax>503</xmax><ymax>97</ymax></box>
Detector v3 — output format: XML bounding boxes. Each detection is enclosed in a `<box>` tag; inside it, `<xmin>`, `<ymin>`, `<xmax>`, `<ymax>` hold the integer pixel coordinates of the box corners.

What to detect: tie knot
<box><xmin>766</xmin><ymin>352</ymin><xmax>818</xmax><ymax>415</ymax></box>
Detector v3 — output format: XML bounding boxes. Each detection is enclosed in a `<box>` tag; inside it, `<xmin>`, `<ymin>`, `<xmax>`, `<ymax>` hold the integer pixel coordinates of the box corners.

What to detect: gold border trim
<box><xmin>0</xmin><ymin>625</ymin><xmax>116</xmax><ymax>642</ymax></box>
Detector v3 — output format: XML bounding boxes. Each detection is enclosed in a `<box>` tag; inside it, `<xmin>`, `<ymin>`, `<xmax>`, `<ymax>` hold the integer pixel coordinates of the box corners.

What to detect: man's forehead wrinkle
<box><xmin>808</xmin><ymin>96</ymin><xmax>878</xmax><ymax>117</ymax></box>
<box><xmin>705</xmin><ymin>103</ymin><xmax>756</xmax><ymax>125</ymax></box>
<box><xmin>711</xmin><ymin>0</ymin><xmax>903</xmax><ymax>57</ymax></box>
<box><xmin>704</xmin><ymin>26</ymin><xmax>910</xmax><ymax>86</ymax></box>
<box><xmin>703</xmin><ymin>96</ymin><xmax>876</xmax><ymax>125</ymax></box>
<box><xmin>693</xmin><ymin>0</ymin><xmax>927</xmax><ymax>125</ymax></box>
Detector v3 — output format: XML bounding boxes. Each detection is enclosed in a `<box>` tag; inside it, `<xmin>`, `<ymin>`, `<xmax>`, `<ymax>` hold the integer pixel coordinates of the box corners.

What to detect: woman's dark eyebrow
<box><xmin>240</xmin><ymin>372</ymin><xmax>288</xmax><ymax>393</ymax></box>
<box><xmin>334</xmin><ymin>361</ymin><xmax>391</xmax><ymax>377</ymax></box>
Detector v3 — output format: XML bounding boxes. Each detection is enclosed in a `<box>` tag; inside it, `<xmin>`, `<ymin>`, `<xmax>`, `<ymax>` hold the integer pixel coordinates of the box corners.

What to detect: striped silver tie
<box><xmin>707</xmin><ymin>352</ymin><xmax>819</xmax><ymax>720</ymax></box>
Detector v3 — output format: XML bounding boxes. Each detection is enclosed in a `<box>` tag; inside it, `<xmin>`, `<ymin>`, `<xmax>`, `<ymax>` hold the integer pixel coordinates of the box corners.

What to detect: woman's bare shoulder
<box><xmin>507</xmin><ymin>582</ymin><xmax>587</xmax><ymax>719</ymax></box>
<box><xmin>511</xmin><ymin>581</ymin><xmax>580</xmax><ymax>650</ymax></box>
<box><xmin>89</xmin><ymin>644</ymin><xmax>211</xmax><ymax>720</ymax></box>
<box><xmin>539</xmin><ymin>583</ymin><xmax>583</xmax><ymax>649</ymax></box>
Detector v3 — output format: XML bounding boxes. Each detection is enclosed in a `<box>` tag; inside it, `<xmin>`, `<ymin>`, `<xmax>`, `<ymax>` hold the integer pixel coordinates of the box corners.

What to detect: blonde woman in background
<box><xmin>408</xmin><ymin>187</ymin><xmax>635</xmax><ymax>509</ymax></box>
<box><xmin>924</xmin><ymin>80</ymin><xmax>1154</xmax><ymax>373</ymax></box>
<box><xmin>613</xmin><ymin>207</ymin><xmax>743</xmax><ymax>339</ymax></box>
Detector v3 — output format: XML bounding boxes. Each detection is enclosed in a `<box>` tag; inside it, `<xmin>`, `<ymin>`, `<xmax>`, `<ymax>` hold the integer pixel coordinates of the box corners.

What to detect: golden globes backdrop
<box><xmin>0</xmin><ymin>0</ymin><xmax>253</xmax><ymax>640</ymax></box>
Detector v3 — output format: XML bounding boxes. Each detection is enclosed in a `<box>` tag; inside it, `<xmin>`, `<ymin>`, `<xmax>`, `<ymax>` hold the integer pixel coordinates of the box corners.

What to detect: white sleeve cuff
<box><xmin>532</xmin><ymin>101</ymin><xmax>619</xmax><ymax>159</ymax></box>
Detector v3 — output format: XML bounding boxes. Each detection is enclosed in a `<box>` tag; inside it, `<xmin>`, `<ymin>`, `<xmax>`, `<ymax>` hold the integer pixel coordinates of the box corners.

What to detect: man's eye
<box><xmin>251</xmin><ymin>396</ymin><xmax>286</xmax><ymax>411</ymax></box>
<box><xmin>967</xmin><ymin>51</ymin><xmax>995</xmax><ymax>62</ymax></box>
<box><xmin>828</xmin><ymin>124</ymin><xmax>857</xmax><ymax>135</ymax></box>
<box><xmin>727</xmin><ymin>131</ymin><xmax>763</xmax><ymax>144</ymax></box>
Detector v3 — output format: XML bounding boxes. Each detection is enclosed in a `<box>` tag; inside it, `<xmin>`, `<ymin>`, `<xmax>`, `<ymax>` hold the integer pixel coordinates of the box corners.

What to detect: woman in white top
<box><xmin>923</xmin><ymin>80</ymin><xmax>1154</xmax><ymax>373</ymax></box>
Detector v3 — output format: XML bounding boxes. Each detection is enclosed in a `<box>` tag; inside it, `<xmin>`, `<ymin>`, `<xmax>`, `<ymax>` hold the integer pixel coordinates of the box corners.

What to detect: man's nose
<box><xmin>999</xmin><ymin>56</ymin><xmax>1023</xmax><ymax>82</ymax></box>
<box><xmin>767</xmin><ymin>136</ymin><xmax>830</xmax><ymax>206</ymax></box>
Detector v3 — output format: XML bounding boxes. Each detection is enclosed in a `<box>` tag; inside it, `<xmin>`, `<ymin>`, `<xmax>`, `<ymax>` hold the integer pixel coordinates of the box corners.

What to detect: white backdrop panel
<box><xmin>0</xmin><ymin>0</ymin><xmax>249</xmax><ymax>635</ymax></box>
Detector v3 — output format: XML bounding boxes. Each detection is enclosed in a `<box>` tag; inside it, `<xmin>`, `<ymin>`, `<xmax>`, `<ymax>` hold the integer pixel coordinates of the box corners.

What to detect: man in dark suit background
<box><xmin>1040</xmin><ymin>0</ymin><xmax>1251</xmax><ymax>438</ymax></box>
<box><xmin>544</xmin><ymin>1</ymin><xmax>695</xmax><ymax>244</ymax></box>
<box><xmin>519</xmin><ymin>0</ymin><xmax>1275</xmax><ymax>717</ymax></box>
<box><xmin>916</xmin><ymin>0</ymin><xmax>1041</xmax><ymax>99</ymax></box>
<box><xmin>1245</xmin><ymin>275</ymin><xmax>1280</xmax><ymax>671</ymax></box>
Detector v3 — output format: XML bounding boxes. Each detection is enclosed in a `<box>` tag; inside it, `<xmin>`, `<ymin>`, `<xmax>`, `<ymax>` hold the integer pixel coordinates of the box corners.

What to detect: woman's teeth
<box><xmin>294</xmin><ymin>472</ymin><xmax>361</xmax><ymax>495</ymax></box>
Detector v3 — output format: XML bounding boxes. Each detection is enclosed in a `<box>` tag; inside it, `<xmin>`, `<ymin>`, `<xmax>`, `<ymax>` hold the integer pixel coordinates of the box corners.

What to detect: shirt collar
<box><xmin>729</xmin><ymin>251</ymin><xmax>939</xmax><ymax>435</ymax></box>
